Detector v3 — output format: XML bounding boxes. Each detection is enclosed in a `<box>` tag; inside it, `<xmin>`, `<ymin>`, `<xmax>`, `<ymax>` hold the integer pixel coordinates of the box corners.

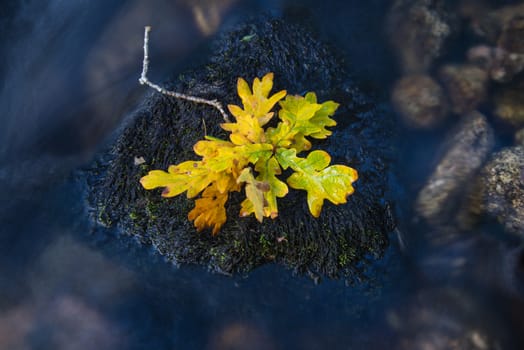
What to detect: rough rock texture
<box><xmin>391</xmin><ymin>74</ymin><xmax>448</xmax><ymax>128</ymax></box>
<box><xmin>85</xmin><ymin>19</ymin><xmax>396</xmax><ymax>279</ymax></box>
<box><xmin>476</xmin><ymin>146</ymin><xmax>524</xmax><ymax>237</ymax></box>
<box><xmin>416</xmin><ymin>112</ymin><xmax>494</xmax><ymax>224</ymax></box>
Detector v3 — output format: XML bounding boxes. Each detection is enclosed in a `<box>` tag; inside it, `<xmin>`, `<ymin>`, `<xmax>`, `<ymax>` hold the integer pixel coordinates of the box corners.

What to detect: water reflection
<box><xmin>0</xmin><ymin>0</ymin><xmax>232</xmax><ymax>164</ymax></box>
<box><xmin>0</xmin><ymin>235</ymin><xmax>134</xmax><ymax>349</ymax></box>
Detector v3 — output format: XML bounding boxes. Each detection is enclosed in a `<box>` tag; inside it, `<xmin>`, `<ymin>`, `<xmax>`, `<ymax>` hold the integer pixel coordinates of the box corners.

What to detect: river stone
<box><xmin>494</xmin><ymin>78</ymin><xmax>524</xmax><ymax>128</ymax></box>
<box><xmin>387</xmin><ymin>0</ymin><xmax>454</xmax><ymax>74</ymax></box>
<box><xmin>438</xmin><ymin>64</ymin><xmax>489</xmax><ymax>115</ymax></box>
<box><xmin>476</xmin><ymin>146</ymin><xmax>524</xmax><ymax>237</ymax></box>
<box><xmin>391</xmin><ymin>74</ymin><xmax>449</xmax><ymax>129</ymax></box>
<box><xmin>415</xmin><ymin>112</ymin><xmax>494</xmax><ymax>225</ymax></box>
<box><xmin>85</xmin><ymin>19</ymin><xmax>395</xmax><ymax>278</ymax></box>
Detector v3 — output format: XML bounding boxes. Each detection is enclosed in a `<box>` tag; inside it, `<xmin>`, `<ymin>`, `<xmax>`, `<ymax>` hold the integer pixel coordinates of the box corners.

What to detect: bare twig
<box><xmin>139</xmin><ymin>26</ymin><xmax>231</xmax><ymax>122</ymax></box>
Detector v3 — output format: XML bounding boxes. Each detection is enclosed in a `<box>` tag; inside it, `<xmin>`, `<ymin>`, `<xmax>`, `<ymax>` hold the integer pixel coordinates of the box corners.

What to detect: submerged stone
<box><xmin>391</xmin><ymin>74</ymin><xmax>449</xmax><ymax>129</ymax></box>
<box><xmin>415</xmin><ymin>112</ymin><xmax>494</xmax><ymax>225</ymax></box>
<box><xmin>438</xmin><ymin>64</ymin><xmax>489</xmax><ymax>115</ymax></box>
<box><xmin>85</xmin><ymin>19</ymin><xmax>396</xmax><ymax>279</ymax></box>
<box><xmin>476</xmin><ymin>146</ymin><xmax>524</xmax><ymax>237</ymax></box>
<box><xmin>387</xmin><ymin>0</ymin><xmax>454</xmax><ymax>74</ymax></box>
<box><xmin>494</xmin><ymin>78</ymin><xmax>524</xmax><ymax>128</ymax></box>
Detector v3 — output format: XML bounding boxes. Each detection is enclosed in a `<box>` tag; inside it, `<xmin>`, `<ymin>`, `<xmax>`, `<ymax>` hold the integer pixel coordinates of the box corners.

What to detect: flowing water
<box><xmin>1</xmin><ymin>0</ymin><xmax>523</xmax><ymax>349</ymax></box>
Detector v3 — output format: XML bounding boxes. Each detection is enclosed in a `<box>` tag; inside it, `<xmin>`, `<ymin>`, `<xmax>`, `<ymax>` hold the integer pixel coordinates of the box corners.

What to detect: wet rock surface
<box><xmin>476</xmin><ymin>146</ymin><xmax>524</xmax><ymax>237</ymax></box>
<box><xmin>85</xmin><ymin>19</ymin><xmax>396</xmax><ymax>279</ymax></box>
<box><xmin>415</xmin><ymin>112</ymin><xmax>494</xmax><ymax>224</ymax></box>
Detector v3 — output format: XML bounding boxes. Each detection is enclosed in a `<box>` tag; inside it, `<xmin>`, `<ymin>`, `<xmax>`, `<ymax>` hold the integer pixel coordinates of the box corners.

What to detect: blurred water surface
<box><xmin>1</xmin><ymin>0</ymin><xmax>523</xmax><ymax>349</ymax></box>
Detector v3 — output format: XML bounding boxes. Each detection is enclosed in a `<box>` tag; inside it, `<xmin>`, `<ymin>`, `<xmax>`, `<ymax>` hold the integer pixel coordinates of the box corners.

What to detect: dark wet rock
<box><xmin>387</xmin><ymin>0</ymin><xmax>454</xmax><ymax>74</ymax></box>
<box><xmin>438</xmin><ymin>64</ymin><xmax>489</xmax><ymax>115</ymax></box>
<box><xmin>475</xmin><ymin>146</ymin><xmax>524</xmax><ymax>237</ymax></box>
<box><xmin>391</xmin><ymin>74</ymin><xmax>449</xmax><ymax>128</ymax></box>
<box><xmin>467</xmin><ymin>46</ymin><xmax>524</xmax><ymax>83</ymax></box>
<box><xmin>494</xmin><ymin>79</ymin><xmax>524</xmax><ymax>127</ymax></box>
<box><xmin>415</xmin><ymin>112</ymin><xmax>494</xmax><ymax>224</ymax></box>
<box><xmin>85</xmin><ymin>19</ymin><xmax>396</xmax><ymax>279</ymax></box>
<box><xmin>387</xmin><ymin>288</ymin><xmax>512</xmax><ymax>350</ymax></box>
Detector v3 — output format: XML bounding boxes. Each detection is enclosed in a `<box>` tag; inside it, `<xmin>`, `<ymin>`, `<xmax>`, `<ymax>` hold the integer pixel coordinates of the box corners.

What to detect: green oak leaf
<box><xmin>276</xmin><ymin>148</ymin><xmax>358</xmax><ymax>217</ymax></box>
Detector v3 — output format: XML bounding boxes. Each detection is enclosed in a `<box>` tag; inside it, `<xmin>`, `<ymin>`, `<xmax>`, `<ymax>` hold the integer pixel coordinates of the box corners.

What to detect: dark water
<box><xmin>1</xmin><ymin>0</ymin><xmax>523</xmax><ymax>349</ymax></box>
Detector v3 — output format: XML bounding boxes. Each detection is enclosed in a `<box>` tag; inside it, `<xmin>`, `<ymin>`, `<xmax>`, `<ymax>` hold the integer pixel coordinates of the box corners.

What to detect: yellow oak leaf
<box><xmin>193</xmin><ymin>136</ymin><xmax>234</xmax><ymax>159</ymax></box>
<box><xmin>255</xmin><ymin>157</ymin><xmax>288</xmax><ymax>219</ymax></box>
<box><xmin>188</xmin><ymin>184</ymin><xmax>228</xmax><ymax>235</ymax></box>
<box><xmin>196</xmin><ymin>140</ymin><xmax>273</xmax><ymax>176</ymax></box>
<box><xmin>140</xmin><ymin>161</ymin><xmax>214</xmax><ymax>198</ymax></box>
<box><xmin>237</xmin><ymin>167</ymin><xmax>269</xmax><ymax>222</ymax></box>
<box><xmin>228</xmin><ymin>72</ymin><xmax>286</xmax><ymax>128</ymax></box>
<box><xmin>222</xmin><ymin>105</ymin><xmax>266</xmax><ymax>145</ymax></box>
<box><xmin>238</xmin><ymin>72</ymin><xmax>287</xmax><ymax>122</ymax></box>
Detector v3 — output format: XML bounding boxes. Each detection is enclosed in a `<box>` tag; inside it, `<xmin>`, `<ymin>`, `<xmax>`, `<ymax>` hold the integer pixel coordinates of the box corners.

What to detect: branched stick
<box><xmin>139</xmin><ymin>26</ymin><xmax>231</xmax><ymax>123</ymax></box>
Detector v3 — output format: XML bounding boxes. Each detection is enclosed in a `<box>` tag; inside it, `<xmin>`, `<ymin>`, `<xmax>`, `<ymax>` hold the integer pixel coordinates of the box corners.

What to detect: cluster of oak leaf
<box><xmin>140</xmin><ymin>73</ymin><xmax>358</xmax><ymax>235</ymax></box>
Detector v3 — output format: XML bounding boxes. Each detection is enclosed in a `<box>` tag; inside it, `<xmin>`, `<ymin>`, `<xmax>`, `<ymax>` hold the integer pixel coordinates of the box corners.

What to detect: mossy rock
<box><xmin>86</xmin><ymin>19</ymin><xmax>396</xmax><ymax>279</ymax></box>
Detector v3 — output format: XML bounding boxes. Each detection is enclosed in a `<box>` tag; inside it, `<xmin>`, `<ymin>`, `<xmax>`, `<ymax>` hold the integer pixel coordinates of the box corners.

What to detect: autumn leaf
<box><xmin>267</xmin><ymin>93</ymin><xmax>339</xmax><ymax>152</ymax></box>
<box><xmin>278</xmin><ymin>93</ymin><xmax>339</xmax><ymax>139</ymax></box>
<box><xmin>237</xmin><ymin>72</ymin><xmax>287</xmax><ymax>122</ymax></box>
<box><xmin>221</xmin><ymin>73</ymin><xmax>286</xmax><ymax>145</ymax></box>
<box><xmin>237</xmin><ymin>167</ymin><xmax>269</xmax><ymax>222</ymax></box>
<box><xmin>140</xmin><ymin>161</ymin><xmax>214</xmax><ymax>198</ymax></box>
<box><xmin>276</xmin><ymin>148</ymin><xmax>358</xmax><ymax>217</ymax></box>
<box><xmin>194</xmin><ymin>139</ymin><xmax>272</xmax><ymax>175</ymax></box>
<box><xmin>254</xmin><ymin>157</ymin><xmax>288</xmax><ymax>218</ymax></box>
<box><xmin>188</xmin><ymin>184</ymin><xmax>228</xmax><ymax>235</ymax></box>
<box><xmin>221</xmin><ymin>105</ymin><xmax>266</xmax><ymax>145</ymax></box>
<box><xmin>140</xmin><ymin>72</ymin><xmax>354</xmax><ymax>235</ymax></box>
<box><xmin>303</xmin><ymin>92</ymin><xmax>338</xmax><ymax>139</ymax></box>
<box><xmin>238</xmin><ymin>157</ymin><xmax>288</xmax><ymax>220</ymax></box>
